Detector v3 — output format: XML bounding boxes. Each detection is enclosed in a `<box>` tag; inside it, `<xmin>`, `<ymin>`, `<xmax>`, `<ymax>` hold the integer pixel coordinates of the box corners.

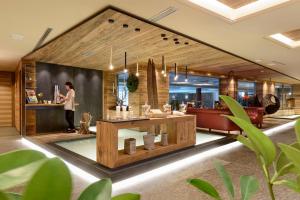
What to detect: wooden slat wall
<box><xmin>14</xmin><ymin>65</ymin><xmax>21</xmax><ymax>131</ymax></box>
<box><xmin>292</xmin><ymin>84</ymin><xmax>300</xmax><ymax>114</ymax></box>
<box><xmin>0</xmin><ymin>72</ymin><xmax>13</xmax><ymax>127</ymax></box>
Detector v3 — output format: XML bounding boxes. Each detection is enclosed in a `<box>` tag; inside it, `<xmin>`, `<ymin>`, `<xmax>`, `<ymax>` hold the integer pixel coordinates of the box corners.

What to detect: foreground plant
<box><xmin>0</xmin><ymin>149</ymin><xmax>140</xmax><ymax>200</ymax></box>
<box><xmin>220</xmin><ymin>95</ymin><xmax>300</xmax><ymax>199</ymax></box>
<box><xmin>188</xmin><ymin>161</ymin><xmax>259</xmax><ymax>200</ymax></box>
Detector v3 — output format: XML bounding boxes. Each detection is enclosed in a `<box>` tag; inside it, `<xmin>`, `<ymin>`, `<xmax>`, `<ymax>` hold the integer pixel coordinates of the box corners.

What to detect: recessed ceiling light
<box><xmin>108</xmin><ymin>19</ymin><xmax>114</xmax><ymax>23</ymax></box>
<box><xmin>188</xmin><ymin>0</ymin><xmax>290</xmax><ymax>22</ymax></box>
<box><xmin>255</xmin><ymin>59</ymin><xmax>263</xmax><ymax>62</ymax></box>
<box><xmin>123</xmin><ymin>24</ymin><xmax>129</xmax><ymax>28</ymax></box>
<box><xmin>269</xmin><ymin>33</ymin><xmax>300</xmax><ymax>48</ymax></box>
<box><xmin>184</xmin><ymin>42</ymin><xmax>189</xmax><ymax>45</ymax></box>
<box><xmin>163</xmin><ymin>37</ymin><xmax>168</xmax><ymax>40</ymax></box>
<box><xmin>11</xmin><ymin>33</ymin><xmax>24</xmax><ymax>41</ymax></box>
<box><xmin>174</xmin><ymin>38</ymin><xmax>178</xmax><ymax>41</ymax></box>
<box><xmin>267</xmin><ymin>63</ymin><xmax>276</xmax><ymax>66</ymax></box>
<box><xmin>161</xmin><ymin>34</ymin><xmax>166</xmax><ymax>37</ymax></box>
<box><xmin>175</xmin><ymin>41</ymin><xmax>180</xmax><ymax>44</ymax></box>
<box><xmin>135</xmin><ymin>28</ymin><xmax>141</xmax><ymax>32</ymax></box>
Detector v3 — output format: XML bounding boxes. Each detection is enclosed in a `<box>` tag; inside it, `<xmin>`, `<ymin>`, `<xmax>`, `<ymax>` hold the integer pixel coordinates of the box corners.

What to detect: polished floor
<box><xmin>1</xmin><ymin>123</ymin><xmax>299</xmax><ymax>199</ymax></box>
<box><xmin>55</xmin><ymin>130</ymin><xmax>225</xmax><ymax>161</ymax></box>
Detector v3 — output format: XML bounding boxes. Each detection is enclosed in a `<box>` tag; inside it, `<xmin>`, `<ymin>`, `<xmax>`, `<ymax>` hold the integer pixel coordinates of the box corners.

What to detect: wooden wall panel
<box><xmin>293</xmin><ymin>84</ymin><xmax>300</xmax><ymax>114</ymax></box>
<box><xmin>0</xmin><ymin>72</ymin><xmax>13</xmax><ymax>127</ymax></box>
<box><xmin>14</xmin><ymin>65</ymin><xmax>21</xmax><ymax>131</ymax></box>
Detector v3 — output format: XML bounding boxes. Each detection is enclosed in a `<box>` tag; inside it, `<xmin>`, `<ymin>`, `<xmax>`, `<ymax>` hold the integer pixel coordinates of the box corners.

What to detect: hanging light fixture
<box><xmin>124</xmin><ymin>51</ymin><xmax>128</xmax><ymax>73</ymax></box>
<box><xmin>161</xmin><ymin>56</ymin><xmax>165</xmax><ymax>74</ymax></box>
<box><xmin>174</xmin><ymin>63</ymin><xmax>178</xmax><ymax>80</ymax></box>
<box><xmin>185</xmin><ymin>65</ymin><xmax>188</xmax><ymax>82</ymax></box>
<box><xmin>136</xmin><ymin>56</ymin><xmax>139</xmax><ymax>77</ymax></box>
<box><xmin>109</xmin><ymin>46</ymin><xmax>114</xmax><ymax>70</ymax></box>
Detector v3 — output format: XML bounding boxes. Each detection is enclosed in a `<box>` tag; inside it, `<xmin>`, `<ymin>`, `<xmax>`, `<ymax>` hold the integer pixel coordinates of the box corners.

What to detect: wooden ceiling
<box><xmin>217</xmin><ymin>0</ymin><xmax>257</xmax><ymax>9</ymax></box>
<box><xmin>283</xmin><ymin>29</ymin><xmax>300</xmax><ymax>41</ymax></box>
<box><xmin>25</xmin><ymin>8</ymin><xmax>299</xmax><ymax>84</ymax></box>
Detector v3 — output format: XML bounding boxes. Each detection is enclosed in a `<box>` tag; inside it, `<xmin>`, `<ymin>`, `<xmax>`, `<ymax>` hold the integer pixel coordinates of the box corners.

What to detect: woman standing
<box><xmin>60</xmin><ymin>82</ymin><xmax>76</xmax><ymax>133</ymax></box>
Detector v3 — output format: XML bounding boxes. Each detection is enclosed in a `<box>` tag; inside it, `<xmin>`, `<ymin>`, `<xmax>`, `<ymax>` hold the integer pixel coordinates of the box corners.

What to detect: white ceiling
<box><xmin>1</xmin><ymin>0</ymin><xmax>300</xmax><ymax>82</ymax></box>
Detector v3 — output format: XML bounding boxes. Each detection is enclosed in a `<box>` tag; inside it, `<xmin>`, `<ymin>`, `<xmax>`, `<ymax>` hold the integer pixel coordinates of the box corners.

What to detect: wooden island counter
<box><xmin>96</xmin><ymin>115</ymin><xmax>196</xmax><ymax>168</ymax></box>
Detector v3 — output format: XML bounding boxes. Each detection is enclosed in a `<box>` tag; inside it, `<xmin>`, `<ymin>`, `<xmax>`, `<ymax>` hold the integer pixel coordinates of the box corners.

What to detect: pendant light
<box><xmin>174</xmin><ymin>63</ymin><xmax>178</xmax><ymax>81</ymax></box>
<box><xmin>124</xmin><ymin>51</ymin><xmax>128</xmax><ymax>73</ymax></box>
<box><xmin>136</xmin><ymin>57</ymin><xmax>139</xmax><ymax>77</ymax></box>
<box><xmin>185</xmin><ymin>65</ymin><xmax>188</xmax><ymax>82</ymax></box>
<box><xmin>109</xmin><ymin>46</ymin><xmax>114</xmax><ymax>70</ymax></box>
<box><xmin>161</xmin><ymin>56</ymin><xmax>165</xmax><ymax>74</ymax></box>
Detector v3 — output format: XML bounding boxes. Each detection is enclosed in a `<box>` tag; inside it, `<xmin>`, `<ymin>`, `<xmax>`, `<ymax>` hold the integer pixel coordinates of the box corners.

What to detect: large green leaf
<box><xmin>187</xmin><ymin>179</ymin><xmax>221</xmax><ymax>200</ymax></box>
<box><xmin>295</xmin><ymin>119</ymin><xmax>300</xmax><ymax>144</ymax></box>
<box><xmin>22</xmin><ymin>158</ymin><xmax>72</xmax><ymax>200</ymax></box>
<box><xmin>236</xmin><ymin>135</ymin><xmax>257</xmax><ymax>153</ymax></box>
<box><xmin>0</xmin><ymin>149</ymin><xmax>46</xmax><ymax>173</ymax></box>
<box><xmin>240</xmin><ymin>176</ymin><xmax>259</xmax><ymax>200</ymax></box>
<box><xmin>274</xmin><ymin>179</ymin><xmax>300</xmax><ymax>193</ymax></box>
<box><xmin>5</xmin><ymin>193</ymin><xmax>22</xmax><ymax>200</ymax></box>
<box><xmin>278</xmin><ymin>144</ymin><xmax>300</xmax><ymax>170</ymax></box>
<box><xmin>276</xmin><ymin>143</ymin><xmax>300</xmax><ymax>177</ymax></box>
<box><xmin>214</xmin><ymin>162</ymin><xmax>234</xmax><ymax>200</ymax></box>
<box><xmin>226</xmin><ymin>116</ymin><xmax>276</xmax><ymax>166</ymax></box>
<box><xmin>220</xmin><ymin>95</ymin><xmax>251</xmax><ymax>123</ymax></box>
<box><xmin>112</xmin><ymin>193</ymin><xmax>141</xmax><ymax>200</ymax></box>
<box><xmin>0</xmin><ymin>191</ymin><xmax>9</xmax><ymax>200</ymax></box>
<box><xmin>0</xmin><ymin>159</ymin><xmax>47</xmax><ymax>190</ymax></box>
<box><xmin>77</xmin><ymin>179</ymin><xmax>112</xmax><ymax>200</ymax></box>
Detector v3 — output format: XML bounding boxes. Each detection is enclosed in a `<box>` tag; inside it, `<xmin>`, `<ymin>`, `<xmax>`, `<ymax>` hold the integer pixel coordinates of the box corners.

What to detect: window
<box><xmin>237</xmin><ymin>81</ymin><xmax>256</xmax><ymax>106</ymax></box>
<box><xmin>117</xmin><ymin>73</ymin><xmax>129</xmax><ymax>106</ymax></box>
<box><xmin>169</xmin><ymin>72</ymin><xmax>219</xmax><ymax>108</ymax></box>
<box><xmin>275</xmin><ymin>83</ymin><xmax>293</xmax><ymax>109</ymax></box>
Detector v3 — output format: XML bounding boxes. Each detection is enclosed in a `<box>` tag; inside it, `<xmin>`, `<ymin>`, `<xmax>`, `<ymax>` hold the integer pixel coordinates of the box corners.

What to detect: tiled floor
<box><xmin>1</xmin><ymin>123</ymin><xmax>300</xmax><ymax>199</ymax></box>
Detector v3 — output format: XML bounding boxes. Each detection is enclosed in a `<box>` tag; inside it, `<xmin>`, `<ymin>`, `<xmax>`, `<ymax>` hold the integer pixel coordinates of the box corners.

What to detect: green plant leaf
<box><xmin>0</xmin><ymin>159</ymin><xmax>47</xmax><ymax>190</ymax></box>
<box><xmin>77</xmin><ymin>179</ymin><xmax>112</xmax><ymax>200</ymax></box>
<box><xmin>274</xmin><ymin>179</ymin><xmax>300</xmax><ymax>193</ymax></box>
<box><xmin>214</xmin><ymin>162</ymin><xmax>234</xmax><ymax>199</ymax></box>
<box><xmin>219</xmin><ymin>95</ymin><xmax>251</xmax><ymax>123</ymax></box>
<box><xmin>276</xmin><ymin>143</ymin><xmax>300</xmax><ymax>177</ymax></box>
<box><xmin>112</xmin><ymin>193</ymin><xmax>141</xmax><ymax>200</ymax></box>
<box><xmin>240</xmin><ymin>176</ymin><xmax>259</xmax><ymax>200</ymax></box>
<box><xmin>278</xmin><ymin>143</ymin><xmax>300</xmax><ymax>170</ymax></box>
<box><xmin>22</xmin><ymin>158</ymin><xmax>72</xmax><ymax>200</ymax></box>
<box><xmin>0</xmin><ymin>191</ymin><xmax>9</xmax><ymax>200</ymax></box>
<box><xmin>187</xmin><ymin>179</ymin><xmax>221</xmax><ymax>200</ymax></box>
<box><xmin>236</xmin><ymin>135</ymin><xmax>257</xmax><ymax>153</ymax></box>
<box><xmin>295</xmin><ymin>119</ymin><xmax>300</xmax><ymax>144</ymax></box>
<box><xmin>226</xmin><ymin>116</ymin><xmax>276</xmax><ymax>166</ymax></box>
<box><xmin>0</xmin><ymin>149</ymin><xmax>46</xmax><ymax>174</ymax></box>
<box><xmin>5</xmin><ymin>193</ymin><xmax>22</xmax><ymax>200</ymax></box>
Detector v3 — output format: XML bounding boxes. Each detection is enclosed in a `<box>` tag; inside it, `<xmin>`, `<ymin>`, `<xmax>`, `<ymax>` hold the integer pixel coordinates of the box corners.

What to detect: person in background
<box><xmin>59</xmin><ymin>82</ymin><xmax>76</xmax><ymax>133</ymax></box>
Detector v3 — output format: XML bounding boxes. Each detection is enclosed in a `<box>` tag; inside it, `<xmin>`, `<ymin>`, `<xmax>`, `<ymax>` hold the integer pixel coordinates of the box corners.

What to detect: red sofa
<box><xmin>186</xmin><ymin>107</ymin><xmax>264</xmax><ymax>133</ymax></box>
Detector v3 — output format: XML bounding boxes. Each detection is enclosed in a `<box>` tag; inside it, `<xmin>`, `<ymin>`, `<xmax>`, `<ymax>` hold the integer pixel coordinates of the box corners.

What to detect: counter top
<box><xmin>25</xmin><ymin>103</ymin><xmax>79</xmax><ymax>110</ymax></box>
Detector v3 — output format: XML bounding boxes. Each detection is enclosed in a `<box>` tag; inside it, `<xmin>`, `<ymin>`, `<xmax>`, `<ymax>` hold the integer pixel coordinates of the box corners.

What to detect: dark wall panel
<box><xmin>36</xmin><ymin>62</ymin><xmax>102</xmax><ymax>133</ymax></box>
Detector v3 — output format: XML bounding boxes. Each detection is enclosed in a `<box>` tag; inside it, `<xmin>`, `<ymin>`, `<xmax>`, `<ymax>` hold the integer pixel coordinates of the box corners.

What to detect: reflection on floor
<box><xmin>0</xmin><ymin>127</ymin><xmax>19</xmax><ymax>137</ymax></box>
<box><xmin>55</xmin><ymin>129</ymin><xmax>225</xmax><ymax>161</ymax></box>
<box><xmin>269</xmin><ymin>114</ymin><xmax>300</xmax><ymax>120</ymax></box>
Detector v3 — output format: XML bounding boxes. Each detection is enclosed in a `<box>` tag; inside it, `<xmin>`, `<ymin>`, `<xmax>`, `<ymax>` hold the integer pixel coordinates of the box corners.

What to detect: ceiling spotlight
<box><xmin>108</xmin><ymin>19</ymin><xmax>115</xmax><ymax>23</ymax></box>
<box><xmin>135</xmin><ymin>28</ymin><xmax>141</xmax><ymax>32</ymax></box>
<box><xmin>184</xmin><ymin>42</ymin><xmax>189</xmax><ymax>45</ymax></box>
<box><xmin>174</xmin><ymin>38</ymin><xmax>178</xmax><ymax>41</ymax></box>
<box><xmin>123</xmin><ymin>24</ymin><xmax>129</xmax><ymax>28</ymax></box>
<box><xmin>11</xmin><ymin>33</ymin><xmax>24</xmax><ymax>41</ymax></box>
<box><xmin>163</xmin><ymin>37</ymin><xmax>168</xmax><ymax>40</ymax></box>
<box><xmin>255</xmin><ymin>59</ymin><xmax>262</xmax><ymax>62</ymax></box>
<box><xmin>175</xmin><ymin>41</ymin><xmax>180</xmax><ymax>44</ymax></box>
<box><xmin>161</xmin><ymin>33</ymin><xmax>166</xmax><ymax>37</ymax></box>
<box><xmin>207</xmin><ymin>73</ymin><xmax>212</xmax><ymax>76</ymax></box>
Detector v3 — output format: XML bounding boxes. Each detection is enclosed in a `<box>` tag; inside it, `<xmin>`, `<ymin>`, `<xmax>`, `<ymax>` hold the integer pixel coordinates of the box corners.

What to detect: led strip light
<box><xmin>21</xmin><ymin>120</ymin><xmax>296</xmax><ymax>192</ymax></box>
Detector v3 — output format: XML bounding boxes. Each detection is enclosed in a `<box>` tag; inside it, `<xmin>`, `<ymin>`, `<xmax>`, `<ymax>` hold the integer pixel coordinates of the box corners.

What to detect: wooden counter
<box><xmin>96</xmin><ymin>115</ymin><xmax>196</xmax><ymax>168</ymax></box>
<box><xmin>26</xmin><ymin>103</ymin><xmax>79</xmax><ymax>110</ymax></box>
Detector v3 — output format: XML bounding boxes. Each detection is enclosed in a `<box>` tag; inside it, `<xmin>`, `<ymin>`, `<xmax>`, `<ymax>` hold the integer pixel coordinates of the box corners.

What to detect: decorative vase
<box><xmin>161</xmin><ymin>133</ymin><xmax>168</xmax><ymax>146</ymax></box>
<box><xmin>143</xmin><ymin>134</ymin><xmax>155</xmax><ymax>150</ymax></box>
<box><xmin>124</xmin><ymin>138</ymin><xmax>136</xmax><ymax>155</ymax></box>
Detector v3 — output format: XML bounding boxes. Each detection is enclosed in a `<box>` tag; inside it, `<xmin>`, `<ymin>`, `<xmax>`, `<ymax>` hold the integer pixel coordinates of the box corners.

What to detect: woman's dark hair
<box><xmin>65</xmin><ymin>82</ymin><xmax>74</xmax><ymax>90</ymax></box>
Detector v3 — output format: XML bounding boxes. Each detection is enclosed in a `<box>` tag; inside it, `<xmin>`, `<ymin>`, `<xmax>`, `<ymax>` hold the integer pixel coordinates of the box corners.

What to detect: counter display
<box><xmin>96</xmin><ymin>115</ymin><xmax>196</xmax><ymax>168</ymax></box>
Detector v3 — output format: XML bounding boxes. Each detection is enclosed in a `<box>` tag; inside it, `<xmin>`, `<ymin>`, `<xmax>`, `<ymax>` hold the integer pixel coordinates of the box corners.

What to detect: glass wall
<box><xmin>169</xmin><ymin>72</ymin><xmax>219</xmax><ymax>108</ymax></box>
<box><xmin>237</xmin><ymin>81</ymin><xmax>256</xmax><ymax>106</ymax></box>
<box><xmin>275</xmin><ymin>83</ymin><xmax>293</xmax><ymax>109</ymax></box>
<box><xmin>117</xmin><ymin>73</ymin><xmax>129</xmax><ymax>106</ymax></box>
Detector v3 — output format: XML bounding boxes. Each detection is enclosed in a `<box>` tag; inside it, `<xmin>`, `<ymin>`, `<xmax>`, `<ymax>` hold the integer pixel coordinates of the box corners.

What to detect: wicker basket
<box><xmin>124</xmin><ymin>138</ymin><xmax>136</xmax><ymax>155</ymax></box>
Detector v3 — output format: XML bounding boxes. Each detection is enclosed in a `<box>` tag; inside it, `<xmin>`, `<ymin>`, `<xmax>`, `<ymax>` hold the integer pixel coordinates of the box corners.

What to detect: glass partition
<box><xmin>169</xmin><ymin>72</ymin><xmax>219</xmax><ymax>108</ymax></box>
<box><xmin>237</xmin><ymin>81</ymin><xmax>256</xmax><ymax>106</ymax></box>
<box><xmin>275</xmin><ymin>83</ymin><xmax>293</xmax><ymax>109</ymax></box>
